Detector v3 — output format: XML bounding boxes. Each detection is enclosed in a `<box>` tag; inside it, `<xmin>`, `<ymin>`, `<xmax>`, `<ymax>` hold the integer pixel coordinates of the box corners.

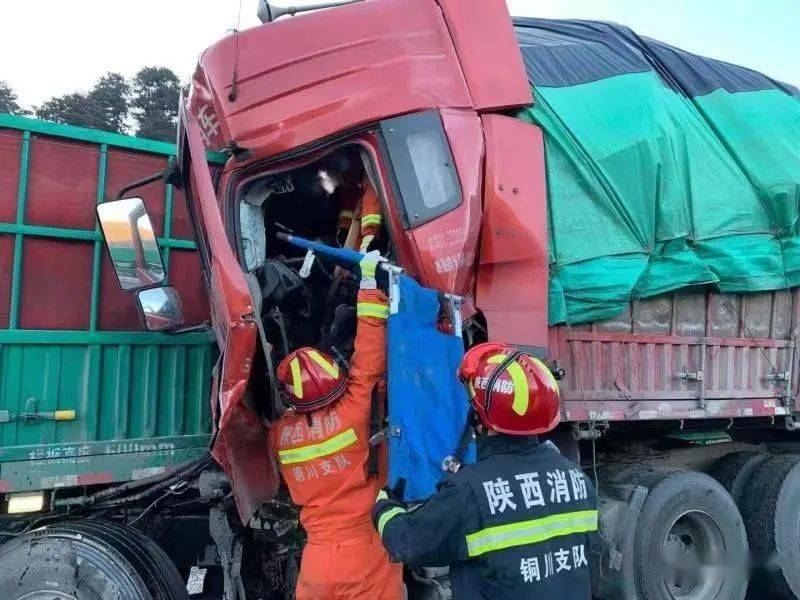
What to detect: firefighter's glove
<box><xmin>373</xmin><ymin>486</ymin><xmax>407</xmax><ymax>536</ymax></box>
<box><xmin>359</xmin><ymin>250</ymin><xmax>385</xmax><ymax>290</ymax></box>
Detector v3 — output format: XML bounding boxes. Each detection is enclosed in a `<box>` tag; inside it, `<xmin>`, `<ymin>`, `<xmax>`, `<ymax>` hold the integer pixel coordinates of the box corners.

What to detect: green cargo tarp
<box><xmin>513</xmin><ymin>19</ymin><xmax>800</xmax><ymax>324</ymax></box>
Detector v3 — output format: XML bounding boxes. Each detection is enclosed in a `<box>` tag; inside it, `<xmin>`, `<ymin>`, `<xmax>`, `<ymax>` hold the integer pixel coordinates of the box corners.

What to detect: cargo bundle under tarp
<box><xmin>513</xmin><ymin>19</ymin><xmax>800</xmax><ymax>325</ymax></box>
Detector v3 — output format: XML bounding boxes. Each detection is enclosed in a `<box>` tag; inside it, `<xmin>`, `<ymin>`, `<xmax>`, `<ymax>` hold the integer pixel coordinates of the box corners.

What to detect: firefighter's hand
<box><xmin>373</xmin><ymin>485</ymin><xmax>407</xmax><ymax>533</ymax></box>
<box><xmin>359</xmin><ymin>250</ymin><xmax>386</xmax><ymax>290</ymax></box>
<box><xmin>375</xmin><ymin>479</ymin><xmax>405</xmax><ymax>506</ymax></box>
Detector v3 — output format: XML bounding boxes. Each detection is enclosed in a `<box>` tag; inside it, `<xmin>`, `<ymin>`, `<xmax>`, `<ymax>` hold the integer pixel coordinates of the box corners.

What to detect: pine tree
<box><xmin>0</xmin><ymin>81</ymin><xmax>29</xmax><ymax>116</ymax></box>
<box><xmin>131</xmin><ymin>67</ymin><xmax>181</xmax><ymax>142</ymax></box>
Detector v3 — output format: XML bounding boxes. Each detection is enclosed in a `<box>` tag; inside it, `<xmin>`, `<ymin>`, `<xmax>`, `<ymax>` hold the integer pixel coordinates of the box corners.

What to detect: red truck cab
<box><xmin>177</xmin><ymin>0</ymin><xmax>550</xmax><ymax>520</ymax></box>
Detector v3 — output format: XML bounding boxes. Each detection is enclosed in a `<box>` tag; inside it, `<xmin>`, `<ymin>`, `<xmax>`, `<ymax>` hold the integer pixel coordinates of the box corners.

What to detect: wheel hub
<box><xmin>660</xmin><ymin>510</ymin><xmax>726</xmax><ymax>599</ymax></box>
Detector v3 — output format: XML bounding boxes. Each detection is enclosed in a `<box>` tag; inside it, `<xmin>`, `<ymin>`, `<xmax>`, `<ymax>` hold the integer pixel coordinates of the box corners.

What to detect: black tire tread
<box><xmin>707</xmin><ymin>451</ymin><xmax>771</xmax><ymax>506</ymax></box>
<box><xmin>741</xmin><ymin>454</ymin><xmax>800</xmax><ymax>599</ymax></box>
<box><xmin>0</xmin><ymin>520</ymin><xmax>187</xmax><ymax>600</ymax></box>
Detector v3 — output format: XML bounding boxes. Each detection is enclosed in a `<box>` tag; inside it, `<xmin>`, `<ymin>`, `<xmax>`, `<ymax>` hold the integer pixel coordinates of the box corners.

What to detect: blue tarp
<box><xmin>387</xmin><ymin>275</ymin><xmax>474</xmax><ymax>502</ymax></box>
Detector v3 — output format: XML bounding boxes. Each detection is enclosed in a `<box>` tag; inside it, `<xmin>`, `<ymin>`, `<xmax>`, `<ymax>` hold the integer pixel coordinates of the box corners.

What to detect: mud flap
<box><xmin>593</xmin><ymin>483</ymin><xmax>648</xmax><ymax>600</ymax></box>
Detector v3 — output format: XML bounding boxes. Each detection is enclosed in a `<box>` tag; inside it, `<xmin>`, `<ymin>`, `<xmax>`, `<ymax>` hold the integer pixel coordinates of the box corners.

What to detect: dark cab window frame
<box><xmin>379</xmin><ymin>110</ymin><xmax>462</xmax><ymax>229</ymax></box>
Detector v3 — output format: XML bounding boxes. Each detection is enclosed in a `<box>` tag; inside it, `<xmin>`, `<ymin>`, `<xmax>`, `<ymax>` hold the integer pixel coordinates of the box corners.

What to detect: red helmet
<box><xmin>459</xmin><ymin>342</ymin><xmax>560</xmax><ymax>436</ymax></box>
<box><xmin>276</xmin><ymin>347</ymin><xmax>346</xmax><ymax>412</ymax></box>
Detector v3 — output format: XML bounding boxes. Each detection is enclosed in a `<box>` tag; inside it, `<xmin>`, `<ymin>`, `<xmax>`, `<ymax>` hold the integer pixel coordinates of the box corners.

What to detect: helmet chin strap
<box><xmin>444</xmin><ymin>402</ymin><xmax>476</xmax><ymax>474</ymax></box>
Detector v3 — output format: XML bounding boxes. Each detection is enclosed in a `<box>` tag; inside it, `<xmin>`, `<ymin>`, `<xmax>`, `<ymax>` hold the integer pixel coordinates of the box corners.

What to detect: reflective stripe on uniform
<box><xmin>465</xmin><ymin>509</ymin><xmax>598</xmax><ymax>558</ymax></box>
<box><xmin>487</xmin><ymin>354</ymin><xmax>530</xmax><ymax>416</ymax></box>
<box><xmin>359</xmin><ymin>234</ymin><xmax>375</xmax><ymax>252</ymax></box>
<box><xmin>377</xmin><ymin>506</ymin><xmax>406</xmax><ymax>536</ymax></box>
<box><xmin>278</xmin><ymin>428</ymin><xmax>358</xmax><ymax>465</ymax></box>
<box><xmin>290</xmin><ymin>357</ymin><xmax>304</xmax><ymax>399</ymax></box>
<box><xmin>361</xmin><ymin>213</ymin><xmax>382</xmax><ymax>228</ymax></box>
<box><xmin>339</xmin><ymin>209</ymin><xmax>354</xmax><ymax>219</ymax></box>
<box><xmin>357</xmin><ymin>302</ymin><xmax>389</xmax><ymax>320</ymax></box>
<box><xmin>307</xmin><ymin>349</ymin><xmax>339</xmax><ymax>379</ymax></box>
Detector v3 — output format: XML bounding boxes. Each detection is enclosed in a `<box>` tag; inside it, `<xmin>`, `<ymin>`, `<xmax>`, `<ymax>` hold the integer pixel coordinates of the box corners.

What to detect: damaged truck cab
<box><xmin>177</xmin><ymin>0</ymin><xmax>549</xmax><ymax>521</ymax></box>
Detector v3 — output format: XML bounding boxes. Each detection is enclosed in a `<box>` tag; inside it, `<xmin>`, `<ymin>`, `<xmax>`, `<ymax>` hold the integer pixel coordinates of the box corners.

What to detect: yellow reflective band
<box><xmin>359</xmin><ymin>234</ymin><xmax>375</xmax><ymax>252</ymax></box>
<box><xmin>290</xmin><ymin>357</ymin><xmax>304</xmax><ymax>400</ymax></box>
<box><xmin>357</xmin><ymin>302</ymin><xmax>389</xmax><ymax>319</ymax></box>
<box><xmin>307</xmin><ymin>350</ymin><xmax>339</xmax><ymax>379</ymax></box>
<box><xmin>465</xmin><ymin>509</ymin><xmax>598</xmax><ymax>558</ymax></box>
<box><xmin>487</xmin><ymin>355</ymin><xmax>530</xmax><ymax>415</ymax></box>
<box><xmin>361</xmin><ymin>214</ymin><xmax>382</xmax><ymax>228</ymax></box>
<box><xmin>339</xmin><ymin>210</ymin><xmax>354</xmax><ymax>219</ymax></box>
<box><xmin>377</xmin><ymin>506</ymin><xmax>406</xmax><ymax>537</ymax></box>
<box><xmin>278</xmin><ymin>428</ymin><xmax>358</xmax><ymax>465</ymax></box>
<box><xmin>532</xmin><ymin>357</ymin><xmax>559</xmax><ymax>391</ymax></box>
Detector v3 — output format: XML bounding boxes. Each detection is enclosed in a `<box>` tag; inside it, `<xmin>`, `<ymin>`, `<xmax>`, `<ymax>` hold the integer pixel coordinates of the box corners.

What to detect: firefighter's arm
<box><xmin>372</xmin><ymin>480</ymin><xmax>477</xmax><ymax>567</ymax></box>
<box><xmin>359</xmin><ymin>179</ymin><xmax>382</xmax><ymax>252</ymax></box>
<box><xmin>343</xmin><ymin>251</ymin><xmax>389</xmax><ymax>409</ymax></box>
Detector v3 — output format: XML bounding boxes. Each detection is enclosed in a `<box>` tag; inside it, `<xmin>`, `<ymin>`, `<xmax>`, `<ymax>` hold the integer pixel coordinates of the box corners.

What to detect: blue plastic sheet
<box><xmin>387</xmin><ymin>275</ymin><xmax>475</xmax><ymax>502</ymax></box>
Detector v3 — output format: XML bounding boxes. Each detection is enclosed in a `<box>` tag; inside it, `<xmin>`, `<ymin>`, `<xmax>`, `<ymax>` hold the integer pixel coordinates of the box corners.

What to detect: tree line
<box><xmin>0</xmin><ymin>67</ymin><xmax>182</xmax><ymax>142</ymax></box>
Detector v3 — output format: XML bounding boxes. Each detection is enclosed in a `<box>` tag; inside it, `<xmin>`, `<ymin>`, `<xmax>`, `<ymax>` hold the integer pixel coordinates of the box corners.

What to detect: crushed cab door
<box><xmin>180</xmin><ymin>100</ymin><xmax>279</xmax><ymax>522</ymax></box>
<box><xmin>477</xmin><ymin>115</ymin><xmax>549</xmax><ymax>355</ymax></box>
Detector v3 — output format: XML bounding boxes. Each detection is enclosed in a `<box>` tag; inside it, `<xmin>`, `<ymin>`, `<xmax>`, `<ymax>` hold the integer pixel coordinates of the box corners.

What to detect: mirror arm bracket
<box><xmin>115</xmin><ymin>163</ymin><xmax>182</xmax><ymax>200</ymax></box>
<box><xmin>162</xmin><ymin>321</ymin><xmax>212</xmax><ymax>336</ymax></box>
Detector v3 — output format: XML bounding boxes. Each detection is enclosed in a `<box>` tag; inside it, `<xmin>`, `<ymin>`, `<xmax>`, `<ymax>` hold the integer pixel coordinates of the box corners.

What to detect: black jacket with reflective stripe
<box><xmin>375</xmin><ymin>435</ymin><xmax>597</xmax><ymax>600</ymax></box>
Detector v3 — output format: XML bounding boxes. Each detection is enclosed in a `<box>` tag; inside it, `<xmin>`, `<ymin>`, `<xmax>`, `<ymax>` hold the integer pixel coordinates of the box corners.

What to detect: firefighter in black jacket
<box><xmin>373</xmin><ymin>342</ymin><xmax>598</xmax><ymax>599</ymax></box>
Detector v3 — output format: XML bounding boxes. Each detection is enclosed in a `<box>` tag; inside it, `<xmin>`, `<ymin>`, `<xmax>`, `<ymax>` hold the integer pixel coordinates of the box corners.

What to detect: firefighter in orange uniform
<box><xmin>270</xmin><ymin>251</ymin><xmax>403</xmax><ymax>600</ymax></box>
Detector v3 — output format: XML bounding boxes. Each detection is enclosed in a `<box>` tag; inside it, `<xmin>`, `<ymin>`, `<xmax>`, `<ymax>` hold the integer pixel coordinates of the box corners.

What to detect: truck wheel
<box><xmin>740</xmin><ymin>455</ymin><xmax>800</xmax><ymax>599</ymax></box>
<box><xmin>623</xmin><ymin>469</ymin><xmax>748</xmax><ymax>600</ymax></box>
<box><xmin>707</xmin><ymin>451</ymin><xmax>770</xmax><ymax>506</ymax></box>
<box><xmin>0</xmin><ymin>520</ymin><xmax>189</xmax><ymax>600</ymax></box>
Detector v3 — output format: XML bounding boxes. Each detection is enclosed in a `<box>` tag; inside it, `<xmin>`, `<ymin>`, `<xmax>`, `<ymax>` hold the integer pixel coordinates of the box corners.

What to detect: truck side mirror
<box><xmin>96</xmin><ymin>197</ymin><xmax>166</xmax><ymax>291</ymax></box>
<box><xmin>137</xmin><ymin>286</ymin><xmax>185</xmax><ymax>332</ymax></box>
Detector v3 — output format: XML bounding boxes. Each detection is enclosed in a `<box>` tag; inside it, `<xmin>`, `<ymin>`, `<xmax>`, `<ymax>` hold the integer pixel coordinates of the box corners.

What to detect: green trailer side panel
<box><xmin>0</xmin><ymin>336</ymin><xmax>213</xmax><ymax>492</ymax></box>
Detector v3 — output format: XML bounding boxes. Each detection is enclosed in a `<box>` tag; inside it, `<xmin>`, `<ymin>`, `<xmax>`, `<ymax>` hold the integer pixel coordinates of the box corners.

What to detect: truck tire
<box><xmin>707</xmin><ymin>451</ymin><xmax>771</xmax><ymax>506</ymax></box>
<box><xmin>740</xmin><ymin>455</ymin><xmax>800</xmax><ymax>599</ymax></box>
<box><xmin>621</xmin><ymin>468</ymin><xmax>748</xmax><ymax>600</ymax></box>
<box><xmin>0</xmin><ymin>520</ymin><xmax>189</xmax><ymax>600</ymax></box>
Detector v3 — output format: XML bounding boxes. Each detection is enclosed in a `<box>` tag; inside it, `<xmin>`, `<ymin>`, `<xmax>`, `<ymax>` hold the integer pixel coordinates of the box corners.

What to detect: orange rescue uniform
<box><xmin>270</xmin><ymin>289</ymin><xmax>402</xmax><ymax>600</ymax></box>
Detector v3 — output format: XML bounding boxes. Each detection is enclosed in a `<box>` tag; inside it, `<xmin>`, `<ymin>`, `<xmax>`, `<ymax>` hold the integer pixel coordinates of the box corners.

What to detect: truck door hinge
<box><xmin>766</xmin><ymin>370</ymin><xmax>791</xmax><ymax>384</ymax></box>
<box><xmin>677</xmin><ymin>368</ymin><xmax>704</xmax><ymax>382</ymax></box>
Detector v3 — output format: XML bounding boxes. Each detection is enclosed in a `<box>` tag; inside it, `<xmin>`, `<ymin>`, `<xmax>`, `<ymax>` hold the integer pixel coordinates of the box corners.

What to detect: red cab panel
<box><xmin>193</xmin><ymin>0</ymin><xmax>471</xmax><ymax>160</ymax></box>
<box><xmin>435</xmin><ymin>0</ymin><xmax>532</xmax><ymax>111</ymax></box>
<box><xmin>477</xmin><ymin>115</ymin><xmax>548</xmax><ymax>354</ymax></box>
<box><xmin>408</xmin><ymin>109</ymin><xmax>484</xmax><ymax>302</ymax></box>
<box><xmin>182</xmin><ymin>102</ymin><xmax>278</xmax><ymax>522</ymax></box>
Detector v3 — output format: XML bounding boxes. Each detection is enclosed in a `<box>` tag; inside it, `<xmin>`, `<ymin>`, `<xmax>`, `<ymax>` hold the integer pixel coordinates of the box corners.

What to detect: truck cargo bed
<box><xmin>550</xmin><ymin>288</ymin><xmax>799</xmax><ymax>422</ymax></box>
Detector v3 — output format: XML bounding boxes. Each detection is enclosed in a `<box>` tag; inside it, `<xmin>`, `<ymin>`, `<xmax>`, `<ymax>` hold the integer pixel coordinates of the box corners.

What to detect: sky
<box><xmin>1</xmin><ymin>0</ymin><xmax>798</xmax><ymax>110</ymax></box>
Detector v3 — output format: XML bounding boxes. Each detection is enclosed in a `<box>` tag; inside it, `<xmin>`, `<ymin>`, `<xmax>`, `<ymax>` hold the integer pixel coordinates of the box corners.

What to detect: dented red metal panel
<box><xmin>408</xmin><ymin>109</ymin><xmax>483</xmax><ymax>302</ymax></box>
<box><xmin>182</xmin><ymin>103</ymin><xmax>278</xmax><ymax>521</ymax></box>
<box><xmin>435</xmin><ymin>0</ymin><xmax>532</xmax><ymax>111</ymax></box>
<box><xmin>477</xmin><ymin>115</ymin><xmax>549</xmax><ymax>352</ymax></box>
<box><xmin>191</xmin><ymin>0</ymin><xmax>471</xmax><ymax>160</ymax></box>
